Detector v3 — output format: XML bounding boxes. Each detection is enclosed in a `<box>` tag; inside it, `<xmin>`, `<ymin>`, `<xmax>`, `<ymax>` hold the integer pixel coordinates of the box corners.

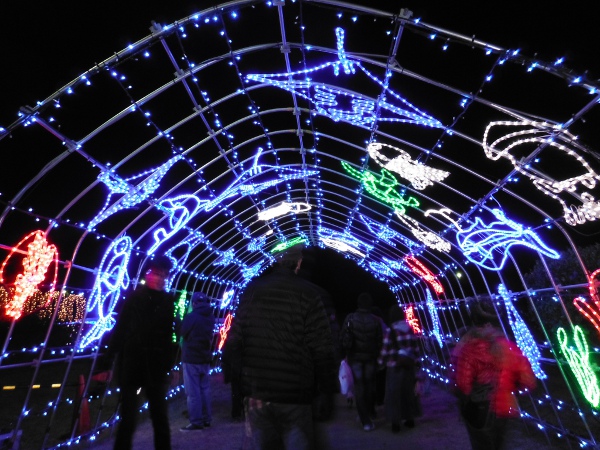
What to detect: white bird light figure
<box><xmin>367</xmin><ymin>142</ymin><xmax>449</xmax><ymax>190</ymax></box>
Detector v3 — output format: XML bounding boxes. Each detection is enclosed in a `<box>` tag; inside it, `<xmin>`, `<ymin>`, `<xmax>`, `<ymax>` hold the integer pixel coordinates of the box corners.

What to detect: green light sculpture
<box><xmin>341</xmin><ymin>161</ymin><xmax>419</xmax><ymax>213</ymax></box>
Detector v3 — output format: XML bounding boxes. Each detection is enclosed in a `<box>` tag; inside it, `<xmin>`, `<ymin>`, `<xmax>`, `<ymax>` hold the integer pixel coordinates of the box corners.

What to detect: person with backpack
<box><xmin>340</xmin><ymin>292</ymin><xmax>383</xmax><ymax>431</ymax></box>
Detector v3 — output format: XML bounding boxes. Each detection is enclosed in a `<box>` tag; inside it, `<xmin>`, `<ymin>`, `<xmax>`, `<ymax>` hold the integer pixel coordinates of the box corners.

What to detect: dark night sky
<box><xmin>2</xmin><ymin>1</ymin><xmax>599</xmax><ymax>127</ymax></box>
<box><xmin>1</xmin><ymin>1</ymin><xmax>599</xmax><ymax>320</ymax></box>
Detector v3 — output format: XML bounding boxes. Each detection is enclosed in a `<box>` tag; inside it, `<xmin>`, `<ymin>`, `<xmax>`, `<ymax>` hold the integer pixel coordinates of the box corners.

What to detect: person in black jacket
<box><xmin>226</xmin><ymin>243</ymin><xmax>336</xmax><ymax>450</ymax></box>
<box><xmin>180</xmin><ymin>292</ymin><xmax>216</xmax><ymax>431</ymax></box>
<box><xmin>105</xmin><ymin>256</ymin><xmax>177</xmax><ymax>450</ymax></box>
<box><xmin>340</xmin><ymin>292</ymin><xmax>383</xmax><ymax>432</ymax></box>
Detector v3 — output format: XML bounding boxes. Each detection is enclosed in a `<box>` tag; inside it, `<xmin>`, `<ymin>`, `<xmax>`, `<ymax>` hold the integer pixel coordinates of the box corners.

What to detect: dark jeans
<box><xmin>385</xmin><ymin>366</ymin><xmax>417</xmax><ymax>424</ymax></box>
<box><xmin>231</xmin><ymin>371</ymin><xmax>244</xmax><ymax>418</ymax></box>
<box><xmin>182</xmin><ymin>362</ymin><xmax>211</xmax><ymax>426</ymax></box>
<box><xmin>244</xmin><ymin>398</ymin><xmax>313</xmax><ymax>450</ymax></box>
<box><xmin>349</xmin><ymin>360</ymin><xmax>376</xmax><ymax>426</ymax></box>
<box><xmin>464</xmin><ymin>414</ymin><xmax>508</xmax><ymax>450</ymax></box>
<box><xmin>114</xmin><ymin>384</ymin><xmax>171</xmax><ymax>450</ymax></box>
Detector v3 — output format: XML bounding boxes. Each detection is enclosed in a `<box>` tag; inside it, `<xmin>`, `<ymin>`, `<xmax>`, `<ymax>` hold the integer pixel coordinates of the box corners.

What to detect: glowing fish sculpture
<box><xmin>247</xmin><ymin>28</ymin><xmax>443</xmax><ymax>130</ymax></box>
<box><xmin>147</xmin><ymin>148</ymin><xmax>318</xmax><ymax>254</ymax></box>
<box><xmin>483</xmin><ymin>120</ymin><xmax>600</xmax><ymax>226</ymax></box>
<box><xmin>89</xmin><ymin>154</ymin><xmax>183</xmax><ymax>229</ymax></box>
<box><xmin>318</xmin><ymin>227</ymin><xmax>372</xmax><ymax>258</ymax></box>
<box><xmin>456</xmin><ymin>209</ymin><xmax>559</xmax><ymax>271</ymax></box>
<box><xmin>367</xmin><ymin>143</ymin><xmax>449</xmax><ymax>190</ymax></box>
<box><xmin>258</xmin><ymin>202</ymin><xmax>311</xmax><ymax>221</ymax></box>
<box><xmin>395</xmin><ymin>211</ymin><xmax>451</xmax><ymax>253</ymax></box>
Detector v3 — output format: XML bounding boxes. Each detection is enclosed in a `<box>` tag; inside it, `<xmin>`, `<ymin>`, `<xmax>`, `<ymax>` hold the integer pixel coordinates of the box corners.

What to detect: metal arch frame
<box><xmin>1</xmin><ymin>1</ymin><xmax>600</xmax><ymax>448</ymax></box>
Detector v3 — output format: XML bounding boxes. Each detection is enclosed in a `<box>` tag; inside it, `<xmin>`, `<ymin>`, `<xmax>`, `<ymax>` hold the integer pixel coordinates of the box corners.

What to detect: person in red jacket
<box><xmin>453</xmin><ymin>302</ymin><xmax>536</xmax><ymax>450</ymax></box>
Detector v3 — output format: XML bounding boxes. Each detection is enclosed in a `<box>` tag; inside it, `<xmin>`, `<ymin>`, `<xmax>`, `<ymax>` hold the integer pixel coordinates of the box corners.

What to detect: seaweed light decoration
<box><xmin>573</xmin><ymin>268</ymin><xmax>600</xmax><ymax>337</ymax></box>
<box><xmin>557</xmin><ymin>325</ymin><xmax>600</xmax><ymax>408</ymax></box>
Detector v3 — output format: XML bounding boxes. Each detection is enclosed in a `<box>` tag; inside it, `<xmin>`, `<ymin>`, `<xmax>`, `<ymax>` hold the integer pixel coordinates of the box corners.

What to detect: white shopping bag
<box><xmin>338</xmin><ymin>358</ymin><xmax>354</xmax><ymax>396</ymax></box>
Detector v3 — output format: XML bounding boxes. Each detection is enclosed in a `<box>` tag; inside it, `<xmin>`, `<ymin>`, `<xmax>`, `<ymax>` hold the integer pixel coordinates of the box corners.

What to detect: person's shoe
<box><xmin>391</xmin><ymin>423</ymin><xmax>401</xmax><ymax>433</ymax></box>
<box><xmin>404</xmin><ymin>419</ymin><xmax>415</xmax><ymax>429</ymax></box>
<box><xmin>203</xmin><ymin>422</ymin><xmax>211</xmax><ymax>428</ymax></box>
<box><xmin>363</xmin><ymin>423</ymin><xmax>375</xmax><ymax>432</ymax></box>
<box><xmin>180</xmin><ymin>423</ymin><xmax>203</xmax><ymax>431</ymax></box>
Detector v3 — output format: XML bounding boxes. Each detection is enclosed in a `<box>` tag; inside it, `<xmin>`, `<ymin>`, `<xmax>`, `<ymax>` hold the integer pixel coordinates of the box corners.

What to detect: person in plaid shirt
<box><xmin>377</xmin><ymin>304</ymin><xmax>422</xmax><ymax>433</ymax></box>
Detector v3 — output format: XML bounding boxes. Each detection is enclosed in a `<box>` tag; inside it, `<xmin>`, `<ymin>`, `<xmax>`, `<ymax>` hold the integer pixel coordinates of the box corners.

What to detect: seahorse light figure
<box><xmin>79</xmin><ymin>236</ymin><xmax>132</xmax><ymax>348</ymax></box>
<box><xmin>573</xmin><ymin>268</ymin><xmax>600</xmax><ymax>337</ymax></box>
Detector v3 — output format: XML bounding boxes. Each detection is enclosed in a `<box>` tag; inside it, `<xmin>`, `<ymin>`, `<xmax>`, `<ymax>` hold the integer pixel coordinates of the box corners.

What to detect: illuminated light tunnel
<box><xmin>1</xmin><ymin>1</ymin><xmax>600</xmax><ymax>448</ymax></box>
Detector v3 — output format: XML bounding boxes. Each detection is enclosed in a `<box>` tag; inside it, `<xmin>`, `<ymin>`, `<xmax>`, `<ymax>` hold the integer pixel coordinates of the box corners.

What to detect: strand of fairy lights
<box><xmin>497</xmin><ymin>284</ymin><xmax>547</xmax><ymax>380</ymax></box>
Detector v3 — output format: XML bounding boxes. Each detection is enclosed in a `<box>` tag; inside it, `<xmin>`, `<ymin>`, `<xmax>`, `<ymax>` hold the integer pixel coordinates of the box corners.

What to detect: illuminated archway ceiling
<box><xmin>1</xmin><ymin>0</ymin><xmax>599</xmax><ymax>299</ymax></box>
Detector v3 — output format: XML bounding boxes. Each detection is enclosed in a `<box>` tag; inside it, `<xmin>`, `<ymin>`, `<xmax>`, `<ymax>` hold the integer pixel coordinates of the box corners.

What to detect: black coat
<box><xmin>107</xmin><ymin>285</ymin><xmax>177</xmax><ymax>387</ymax></box>
<box><xmin>226</xmin><ymin>266</ymin><xmax>337</xmax><ymax>404</ymax></box>
<box><xmin>340</xmin><ymin>308</ymin><xmax>383</xmax><ymax>363</ymax></box>
<box><xmin>180</xmin><ymin>303</ymin><xmax>215</xmax><ymax>364</ymax></box>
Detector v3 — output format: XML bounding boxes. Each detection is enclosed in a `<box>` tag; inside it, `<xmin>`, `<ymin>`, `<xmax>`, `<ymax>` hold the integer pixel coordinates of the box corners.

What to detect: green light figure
<box><xmin>173</xmin><ymin>290</ymin><xmax>188</xmax><ymax>343</ymax></box>
<box><xmin>557</xmin><ymin>325</ymin><xmax>600</xmax><ymax>408</ymax></box>
<box><xmin>341</xmin><ymin>161</ymin><xmax>419</xmax><ymax>213</ymax></box>
<box><xmin>271</xmin><ymin>236</ymin><xmax>307</xmax><ymax>254</ymax></box>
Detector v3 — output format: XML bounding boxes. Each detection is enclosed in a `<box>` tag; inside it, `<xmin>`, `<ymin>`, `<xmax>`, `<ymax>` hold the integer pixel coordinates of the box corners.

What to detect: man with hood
<box><xmin>180</xmin><ymin>292</ymin><xmax>216</xmax><ymax>431</ymax></box>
